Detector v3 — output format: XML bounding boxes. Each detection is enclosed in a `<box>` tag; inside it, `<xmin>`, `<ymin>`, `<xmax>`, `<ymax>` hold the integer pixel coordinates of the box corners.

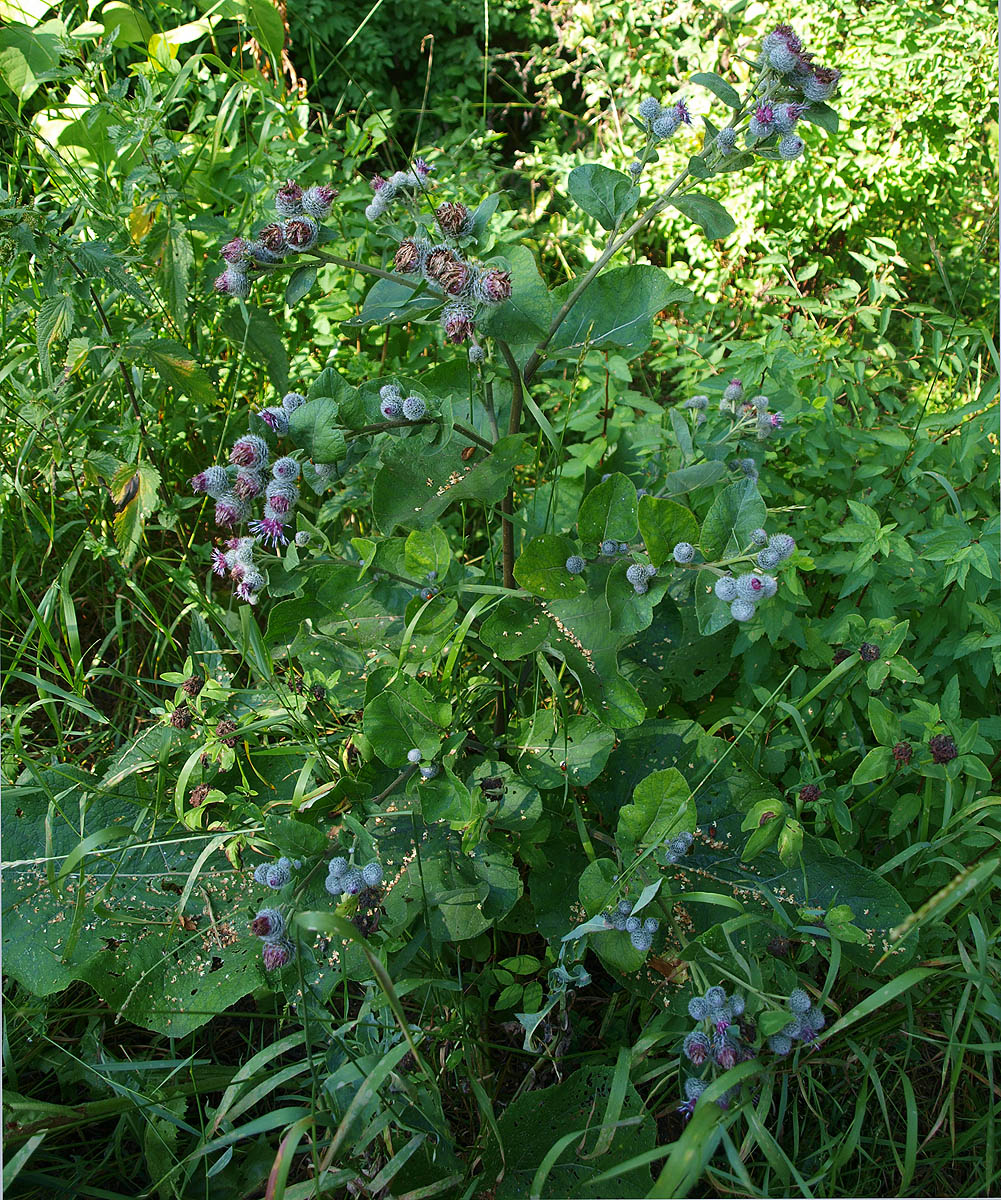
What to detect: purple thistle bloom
<box><xmin>214</xmin><ymin>493</ymin><xmax>247</xmax><ymax>530</ymax></box>
<box><xmin>189</xmin><ymin>465</ymin><xmax>230</xmax><ymax>498</ymax></box>
<box><xmin>229</xmin><ymin>435</ymin><xmax>269</xmax><ymax>470</ymax></box>
<box><xmin>678</xmin><ymin>1096</ymin><xmax>698</xmax><ymax>1120</ymax></box>
<box><xmin>301</xmin><ymin>184</ymin><xmax>338</xmax><ymax>218</ymax></box>
<box><xmin>282</xmin><ymin>216</ymin><xmax>319</xmax><ymax>252</ymax></box>
<box><xmin>413</xmin><ymin>158</ymin><xmax>433</xmax><ymax>179</ymax></box>
<box><xmin>258</xmin><ymin>407</ymin><xmax>290</xmax><ymax>436</ymax></box>
<box><xmin>264</xmin><ymin>481</ymin><xmax>298</xmax><ymax>515</ymax></box>
<box><xmin>221</xmin><ymin>237</ymin><xmax>252</xmax><ymax>266</ymax></box>
<box><xmin>214</xmin><ymin>268</ymin><xmax>250</xmax><ymax>299</ymax></box>
<box><xmin>256</xmin><ymin>222</ymin><xmax>288</xmax><ymax>257</ymax></box>
<box><xmin>233</xmin><ymin>470</ymin><xmax>265</xmax><ymax>501</ymax></box>
<box><xmin>211</xmin><ymin>548</ymin><xmax>228</xmax><ymax>577</ymax></box>
<box><xmin>250</xmin><ymin>516</ymin><xmax>289</xmax><ymax>548</ymax></box>
<box><xmin>675</xmin><ymin>99</ymin><xmax>691</xmax><ymax>125</ymax></box>
<box><xmin>275</xmin><ymin>179</ymin><xmax>304</xmax><ymax>217</ymax></box>
<box><xmin>235</xmin><ymin>581</ymin><xmax>259</xmax><ymax>604</ymax></box>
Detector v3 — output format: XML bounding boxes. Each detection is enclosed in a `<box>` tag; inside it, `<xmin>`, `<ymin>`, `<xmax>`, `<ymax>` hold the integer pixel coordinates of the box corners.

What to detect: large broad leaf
<box><xmin>362</xmin><ymin>675</ymin><xmax>451</xmax><ymax>767</ymax></box>
<box><xmin>690</xmin><ymin>71</ymin><xmax>740</xmax><ymax>108</ymax></box>
<box><xmin>699</xmin><ymin>478</ymin><xmax>766</xmax><ymax>561</ymax></box>
<box><xmin>0</xmin><ymin>19</ymin><xmax>65</xmax><ymax>102</ymax></box>
<box><xmin>477</xmin><ymin>244</ymin><xmax>553</xmax><ymax>344</ymax></box>
<box><xmin>288</xmin><ymin>396</ymin><xmax>347</xmax><ymax>463</ymax></box>
<box><xmin>513</xmin><ymin>534</ymin><xmax>586</xmax><ymax>599</ymax></box>
<box><xmin>567</xmin><ymin>164</ymin><xmax>640</xmax><ymax>231</ymax></box>
<box><xmin>668</xmin><ymin>193</ymin><xmax>736</xmax><ymax>241</ymax></box>
<box><xmin>637</xmin><ymin>495</ymin><xmax>699</xmax><ymax>567</ymax></box>
<box><xmin>515</xmin><ymin>712</ymin><xmax>615</xmax><ymax>789</ymax></box>
<box><xmin>695</xmin><ymin>568</ymin><xmax>735</xmax><ymax>635</ymax></box>
<box><xmin>616</xmin><ymin>767</ymin><xmax>695</xmax><ymax>856</ymax></box>
<box><xmin>479</xmin><ymin>597</ymin><xmax>553</xmax><ymax>660</ymax></box>
<box><xmin>372</xmin><ymin>432</ymin><xmax>530</xmax><ymax>534</ymax></box>
<box><xmin>342</xmin><ymin>276</ymin><xmax>438</xmax><ymax>328</ymax></box>
<box><xmin>548</xmin><ymin>265</ymin><xmax>691</xmax><ymax>356</ymax></box>
<box><xmin>577</xmin><ymin>473</ymin><xmax>638</xmax><ymax>545</ymax></box>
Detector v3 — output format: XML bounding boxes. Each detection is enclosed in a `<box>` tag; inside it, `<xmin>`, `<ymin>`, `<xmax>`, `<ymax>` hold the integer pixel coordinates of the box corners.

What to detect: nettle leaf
<box><xmin>476</xmin><ymin>244</ymin><xmax>552</xmax><ymax>343</ymax></box>
<box><xmin>343</xmin><ymin>276</ymin><xmax>438</xmax><ymax>327</ymax></box>
<box><xmin>616</xmin><ymin>767</ymin><xmax>694</xmax><ymax>856</ymax></box>
<box><xmin>362</xmin><ymin>676</ymin><xmax>451</xmax><ymax>767</ymax></box>
<box><xmin>285</xmin><ymin>263</ymin><xmax>317</xmax><ymax>306</ymax></box>
<box><xmin>578</xmin><ymin>473</ymin><xmax>638</xmax><ymax>545</ymax></box>
<box><xmin>668</xmin><ymin>193</ymin><xmax>736</xmax><ymax>240</ymax></box>
<box><xmin>288</xmin><ymin>397</ymin><xmax>347</xmax><ymax>464</ymax></box>
<box><xmin>637</xmin><ymin>495</ymin><xmax>699</xmax><ymax>567</ymax></box>
<box><xmin>112</xmin><ymin>461</ymin><xmax>160</xmax><ymax>566</ymax></box>
<box><xmin>548</xmin><ymin>265</ymin><xmax>691</xmax><ymax>356</ymax></box>
<box><xmin>479</xmin><ymin>598</ymin><xmax>553</xmax><ymax>660</ymax></box>
<box><xmin>516</xmin><ymin>712</ymin><xmax>615</xmax><ymax>789</ymax></box>
<box><xmin>372</xmin><ymin>432</ymin><xmax>530</xmax><ymax>534</ymax></box>
<box><xmin>144</xmin><ymin>339</ymin><xmax>215</xmax><ymax>404</ymax></box>
<box><xmin>699</xmin><ymin>478</ymin><xmax>766</xmax><ymax>561</ymax></box>
<box><xmin>567</xmin><ymin>164</ymin><xmax>640</xmax><ymax>231</ymax></box>
<box><xmin>690</xmin><ymin>71</ymin><xmax>740</xmax><ymax>108</ymax></box>
<box><xmin>514</xmin><ymin>534</ymin><xmax>586</xmax><ymax>599</ymax></box>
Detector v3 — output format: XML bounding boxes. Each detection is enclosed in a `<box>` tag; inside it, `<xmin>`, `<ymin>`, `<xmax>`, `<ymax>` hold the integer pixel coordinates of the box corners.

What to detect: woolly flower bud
<box><xmin>600</xmin><ymin>540</ymin><xmax>619</xmax><ymax>557</ymax></box>
<box><xmin>625</xmin><ymin>563</ymin><xmax>650</xmax><ymax>586</ymax></box>
<box><xmin>749</xmin><ymin>528</ymin><xmax>768</xmax><ymax>548</ymax></box>
<box><xmin>259</xmin><ymin>406</ymin><xmax>290</xmax><ymax>436</ymax></box>
<box><xmin>262</xmin><ymin>938</ymin><xmax>295</xmax><ymax>971</ymax></box>
<box><xmin>214</xmin><ymin>492</ymin><xmax>248</xmax><ymax>530</ymax></box>
<box><xmin>215</xmin><ymin>268</ymin><xmax>250</xmax><ymax>299</ymax></box>
<box><xmin>324</xmin><ymin>873</ymin><xmax>345</xmax><ymax>896</ymax></box>
<box><xmin>622</xmin><ymin>916</ymin><xmax>640</xmax><ymax>934</ymax></box>
<box><xmin>723</xmin><ymin>379</ymin><xmax>743</xmax><ymax>402</ymax></box>
<box><xmin>768</xmin><ymin>533</ymin><xmax>796</xmax><ymax>560</ymax></box>
<box><xmin>253</xmin><ymin>862</ymin><xmax>271</xmax><ymax>886</ymax></box>
<box><xmin>272</xmin><ymin>456</ymin><xmax>301</xmax><ymax>483</ymax></box>
<box><xmin>476</xmin><ymin>267</ymin><xmax>513</xmax><ymax>305</ymax></box>
<box><xmin>715</xmin><ymin>576</ymin><xmax>738</xmax><ymax>602</ymax></box>
<box><xmin>402</xmin><ymin>395</ymin><xmax>427</xmax><ymax>421</ymax></box>
<box><xmin>221</xmin><ymin>237</ymin><xmax>253</xmax><ymax>266</ymax></box>
<box><xmin>230</xmin><ymin>435</ymin><xmax>269</xmax><ymax>470</ymax></box>
<box><xmin>713</xmin><ymin>1037</ymin><xmax>739</xmax><ymax>1070</ymax></box>
<box><xmin>295</xmin><ymin>528</ymin><xmax>311</xmax><ymax>544</ymax></box>
<box><xmin>265</xmin><ymin>857</ymin><xmax>292</xmax><ymax>889</ymax></box>
<box><xmin>716</xmin><ymin>127</ymin><xmax>738</xmax><ymax>154</ymax></box>
<box><xmin>249</xmin><ymin>240</ymin><xmax>282</xmax><ymax>266</ymax></box>
<box><xmin>566</xmin><ymin>555</ymin><xmax>586</xmax><ymax>575</ymax></box>
<box><xmin>751</xmin><ymin>395</ymin><xmax>769</xmax><ymax>413</ymax></box>
<box><xmin>407</xmin><ymin>748</ymin><xmax>423</xmax><ymax>764</ymax></box>
<box><xmin>258</xmin><ymin>222</ymin><xmax>289</xmax><ymax>258</ymax></box>
<box><xmin>632</xmin><ymin>580</ymin><xmax>649</xmax><ymax>596</ymax></box>
<box><xmin>688</xmin><ymin>995</ymin><xmax>710</xmax><ymax>1021</ymax></box>
<box><xmin>468</xmin><ymin>344</ymin><xmax>486</xmax><ymax>364</ymax></box>
<box><xmin>788</xmin><ymin>987</ymin><xmax>812</xmax><ymax>1014</ymax></box>
<box><xmin>380</xmin><ymin>383</ymin><xmax>403</xmax><ymax>404</ymax></box>
<box><xmin>190</xmin><ymin>466</ymin><xmax>231</xmax><ymax>498</ymax></box>
<box><xmin>327</xmin><ymin>856</ymin><xmax>348</xmax><ymax>880</ymax></box>
<box><xmin>362</xmin><ymin>861</ymin><xmax>384</xmax><ymax>887</ymax></box>
<box><xmin>731</xmin><ymin>598</ymin><xmax>756</xmax><ymax>622</ymax></box>
<box><xmin>264</xmin><ymin>481</ymin><xmax>299</xmax><ymax>515</ymax></box>
<box><xmin>773</xmin><ymin>102</ymin><xmax>805</xmax><ymax>134</ymax></box>
<box><xmin>683</xmin><ymin>395</ymin><xmax>709</xmax><ymax>411</ymax></box>
<box><xmin>737</xmin><ymin>457</ymin><xmax>759</xmax><ymax>480</ymax></box>
<box><xmin>638</xmin><ymin>95</ymin><xmax>662</xmax><ymax>123</ymax></box>
<box><xmin>251</xmin><ymin>908</ymin><xmax>285</xmax><ymax>941</ymax></box>
<box><xmin>652</xmin><ymin>109</ymin><xmax>681</xmax><ymax>140</ymax></box>
<box><xmin>683</xmin><ymin>1031</ymin><xmax>711</xmax><ymax>1064</ymax></box>
<box><xmin>768</xmin><ymin>40</ymin><xmax>800</xmax><ymax>73</ymax></box>
<box><xmin>420</xmin><ymin>763</ymin><xmax>440</xmax><ymax>780</ymax></box>
<box><xmin>779</xmin><ymin>134</ymin><xmax>805</xmax><ymax>161</ymax></box>
<box><xmin>684</xmin><ymin>1077</ymin><xmax>707</xmax><ymax>1102</ymax></box>
<box><xmin>630</xmin><ymin>929</ymin><xmax>653</xmax><ymax>952</ymax></box>
<box><xmin>627</xmin><ymin>161</ymin><xmax>643</xmax><ymax>176</ymax></box>
<box><xmin>768</xmin><ymin>1034</ymin><xmax>792</xmax><ymax>1056</ymax></box>
<box><xmin>282</xmin><ymin>392</ymin><xmax>307</xmax><ymax>415</ymax></box>
<box><xmin>364</xmin><ymin>201</ymin><xmax>385</xmax><ymax>222</ymax></box>
<box><xmin>759</xmin><ymin>575</ymin><xmax>778</xmax><ymax>599</ymax></box>
<box><xmin>705</xmin><ymin>986</ymin><xmax>727</xmax><ymax>1009</ymax></box>
<box><xmin>301</xmin><ymin>184</ymin><xmax>337</xmax><ymax>218</ymax></box>
<box><xmin>380</xmin><ymin>397</ymin><xmax>402</xmax><ymax>420</ymax></box>
<box><xmin>749</xmin><ymin>104</ymin><xmax>775</xmax><ymax>140</ymax></box>
<box><xmin>233</xmin><ymin>470</ymin><xmax>265</xmax><ymax>502</ymax></box>
<box><xmin>735</xmin><ymin>575</ymin><xmax>767</xmax><ymax>605</ymax></box>
<box><xmin>801</xmin><ymin>65</ymin><xmax>841</xmax><ymax>102</ymax></box>
<box><xmin>730</xmin><ymin>994</ymin><xmax>745</xmax><ymax>1017</ymax></box>
<box><xmin>440</xmin><ymin>302</ymin><xmax>475</xmax><ymax>344</ymax></box>
<box><xmin>756</xmin><ymin>547</ymin><xmax>781</xmax><ymax>570</ymax></box>
<box><xmin>283</xmin><ymin>215</ymin><xmax>319</xmax><ymax>252</ymax></box>
<box><xmin>612</xmin><ymin>913</ymin><xmax>628</xmax><ymax>931</ymax></box>
<box><xmin>673</xmin><ymin>542</ymin><xmax>696</xmax><ymax>564</ymax></box>
<box><xmin>435</xmin><ymin>202</ymin><xmax>472</xmax><ymax>237</ymax></box>
<box><xmin>342</xmin><ymin>868</ymin><xmax>365</xmax><ymax>895</ymax></box>
<box><xmin>275</xmin><ymin>179</ymin><xmax>304</xmax><ymax>217</ymax></box>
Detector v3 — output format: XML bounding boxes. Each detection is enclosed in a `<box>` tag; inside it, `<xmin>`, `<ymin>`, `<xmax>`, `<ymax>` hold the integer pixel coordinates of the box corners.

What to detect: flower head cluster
<box><xmin>767</xmin><ymin>988</ymin><xmax>826</xmax><ymax>1054</ymax></box>
<box><xmin>601</xmin><ymin>899</ymin><xmax>660</xmax><ymax>953</ymax></box>
<box><xmin>637</xmin><ymin>94</ymin><xmax>692</xmax><ymax>141</ymax></box>
<box><xmin>713</xmin><ymin>532</ymin><xmax>794</xmax><ymax>623</ymax></box>
<box><xmin>215</xmin><ymin>180</ymin><xmax>337</xmax><ymax>299</ymax></box>
<box><xmin>746</xmin><ymin>26</ymin><xmax>841</xmax><ymax>162</ymax></box>
<box><xmin>662</xmin><ymin>829</ymin><xmax>693</xmax><ymax>865</ymax></box>
<box><xmin>365</xmin><ymin>159</ymin><xmax>434</xmax><ymax>221</ymax></box>
<box><xmin>325</xmin><ymin>855</ymin><xmax>383</xmax><ymax>898</ymax></box>
<box><xmin>254</xmin><ymin>856</ymin><xmax>296</xmax><ymax>890</ymax></box>
<box><xmin>680</xmin><ymin>985</ymin><xmax>752</xmax><ymax>1116</ymax></box>
<box><xmin>378</xmin><ymin>382</ymin><xmax>428</xmax><ymax>423</ymax></box>
<box><xmin>626</xmin><ymin>562</ymin><xmax>658</xmax><ymax>594</ymax></box>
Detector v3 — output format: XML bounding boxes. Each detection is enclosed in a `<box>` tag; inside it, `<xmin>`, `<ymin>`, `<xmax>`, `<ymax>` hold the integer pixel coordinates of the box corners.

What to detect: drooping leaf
<box><xmin>567</xmin><ymin>164</ymin><xmax>640</xmax><ymax>231</ymax></box>
<box><xmin>668</xmin><ymin>193</ymin><xmax>736</xmax><ymax>240</ymax></box>
<box><xmin>285</xmin><ymin>263</ymin><xmax>317</xmax><ymax>306</ymax></box>
<box><xmin>548</xmin><ymin>265</ymin><xmax>691</xmax><ymax>356</ymax></box>
<box><xmin>477</xmin><ymin>244</ymin><xmax>553</xmax><ymax>344</ymax></box>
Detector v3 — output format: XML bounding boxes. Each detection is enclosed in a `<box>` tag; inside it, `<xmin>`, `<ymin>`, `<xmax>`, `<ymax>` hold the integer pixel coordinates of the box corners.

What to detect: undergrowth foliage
<box><xmin>2</xmin><ymin>6</ymin><xmax>999</xmax><ymax>1199</ymax></box>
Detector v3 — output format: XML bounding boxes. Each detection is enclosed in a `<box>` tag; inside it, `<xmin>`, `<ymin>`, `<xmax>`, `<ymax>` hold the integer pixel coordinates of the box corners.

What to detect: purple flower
<box><xmin>275</xmin><ymin>179</ymin><xmax>304</xmax><ymax>217</ymax></box>
<box><xmin>258</xmin><ymin>407</ymin><xmax>290</xmax><ymax>436</ymax></box>
<box><xmin>675</xmin><ymin>99</ymin><xmax>691</xmax><ymax>125</ymax></box>
<box><xmin>256</xmin><ymin>222</ymin><xmax>288</xmax><ymax>257</ymax></box>
<box><xmin>283</xmin><ymin>216</ymin><xmax>319</xmax><ymax>252</ymax></box>
<box><xmin>229</xmin><ymin>435</ymin><xmax>269</xmax><ymax>470</ymax></box>
<box><xmin>214</xmin><ymin>269</ymin><xmax>250</xmax><ymax>299</ymax></box>
<box><xmin>214</xmin><ymin>493</ymin><xmax>247</xmax><ymax>530</ymax></box>
<box><xmin>211</xmin><ymin>548</ymin><xmax>228</xmax><ymax>577</ymax></box>
<box><xmin>221</xmin><ymin>237</ymin><xmax>252</xmax><ymax>265</ymax></box>
<box><xmin>235</xmin><ymin>581</ymin><xmax>259</xmax><ymax>604</ymax></box>
<box><xmin>189</xmin><ymin>466</ymin><xmax>230</xmax><ymax>498</ymax></box>
<box><xmin>250</xmin><ymin>516</ymin><xmax>289</xmax><ymax>548</ymax></box>
<box><xmin>302</xmin><ymin>184</ymin><xmax>338</xmax><ymax>218</ymax></box>
<box><xmin>413</xmin><ymin>158</ymin><xmax>433</xmax><ymax>179</ymax></box>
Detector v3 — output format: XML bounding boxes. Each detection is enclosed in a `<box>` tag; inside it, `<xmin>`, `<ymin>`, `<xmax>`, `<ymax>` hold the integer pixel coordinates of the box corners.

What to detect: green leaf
<box><xmin>758</xmin><ymin>1010</ymin><xmax>795</xmax><ymax>1037</ymax></box>
<box><xmin>362</xmin><ymin>676</ymin><xmax>450</xmax><ymax>767</ymax></box>
<box><xmin>617</xmin><ymin>767</ymin><xmax>694</xmax><ymax>856</ymax></box>
<box><xmin>868</xmin><ymin>697</ymin><xmax>900</xmax><ymax>747</ymax></box>
<box><xmin>694</xmin><ymin>568</ymin><xmax>733</xmax><ymax>636</ymax></box>
<box><xmin>777</xmin><ymin>817</ymin><xmax>803</xmax><ymax>866</ymax></box>
<box><xmin>513</xmin><ymin>534</ymin><xmax>586</xmax><ymax>599</ymax></box>
<box><xmin>246</xmin><ymin>0</ymin><xmax>284</xmax><ymax>60</ymax></box>
<box><xmin>637</xmin><ymin>495</ymin><xmax>699</xmax><ymax>568</ymax></box>
<box><xmin>690</xmin><ymin>71</ymin><xmax>740</xmax><ymax>108</ymax></box>
<box><xmin>36</xmin><ymin>294</ymin><xmax>74</xmax><ymax>383</ymax></box>
<box><xmin>800</xmin><ymin>102</ymin><xmax>839</xmax><ymax>133</ymax></box>
<box><xmin>263</xmin><ymin>814</ymin><xmax>326</xmax><ymax>858</ymax></box>
<box><xmin>851</xmin><ymin>746</ymin><xmax>892</xmax><ymax>786</ymax></box>
<box><xmin>668</xmin><ymin>193</ymin><xmax>736</xmax><ymax>240</ymax></box>
<box><xmin>577</xmin><ymin>473</ymin><xmax>638</xmax><ymax>545</ymax></box>
<box><xmin>288</xmin><ymin>396</ymin><xmax>347</xmax><ymax>463</ymax></box>
<box><xmin>548</xmin><ymin>265</ymin><xmax>691</xmax><ymax>355</ymax></box>
<box><xmin>477</xmin><ymin>244</ymin><xmax>552</xmax><ymax>344</ymax></box>
<box><xmin>0</xmin><ymin>19</ymin><xmax>64</xmax><ymax>102</ymax></box>
<box><xmin>470</xmin><ymin>192</ymin><xmax>501</xmax><ymax>240</ymax></box>
<box><xmin>516</xmin><ymin>713</ymin><xmax>615</xmax><ymax>789</ymax></box>
<box><xmin>699</xmin><ymin>479</ymin><xmax>766</xmax><ymax>560</ymax></box>
<box><xmin>285</xmin><ymin>263</ymin><xmax>317</xmax><ymax>306</ymax></box>
<box><xmin>479</xmin><ymin>598</ymin><xmax>552</xmax><ymax>660</ymax></box>
<box><xmin>221</xmin><ymin>307</ymin><xmax>288</xmax><ymax>392</ymax></box>
<box><xmin>567</xmin><ymin>164</ymin><xmax>640</xmax><ymax>231</ymax></box>
<box><xmin>144</xmin><ymin>339</ymin><xmax>215</xmax><ymax>404</ymax></box>
<box><xmin>343</xmin><ymin>276</ymin><xmax>438</xmax><ymax>327</ymax></box>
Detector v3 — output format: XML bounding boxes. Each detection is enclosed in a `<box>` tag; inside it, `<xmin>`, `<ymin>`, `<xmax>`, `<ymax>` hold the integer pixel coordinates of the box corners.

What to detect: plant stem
<box><xmin>497</xmin><ymin>340</ymin><xmax>524</xmax><ymax>592</ymax></box>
